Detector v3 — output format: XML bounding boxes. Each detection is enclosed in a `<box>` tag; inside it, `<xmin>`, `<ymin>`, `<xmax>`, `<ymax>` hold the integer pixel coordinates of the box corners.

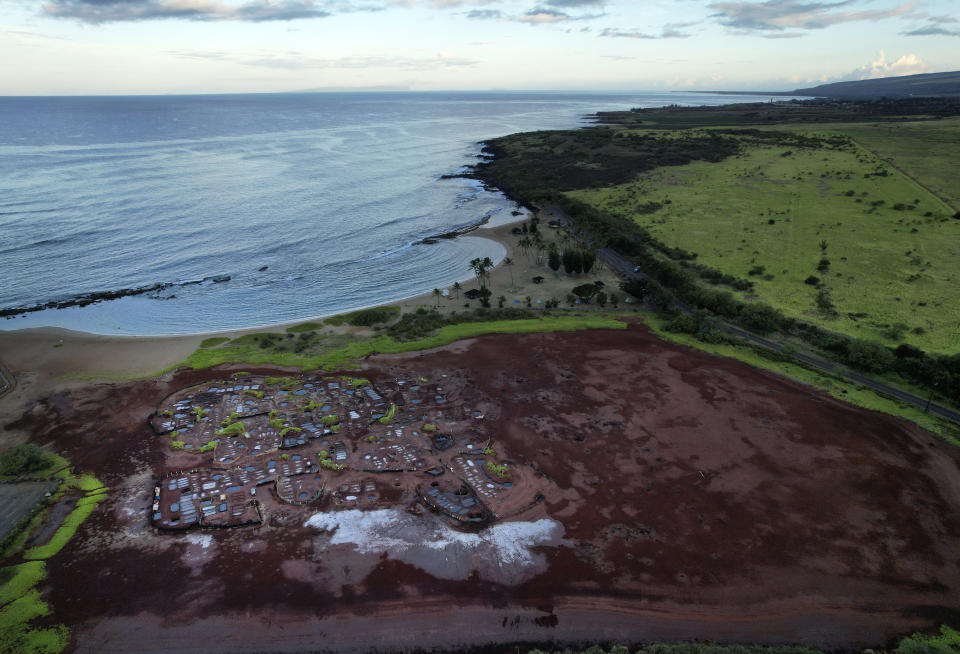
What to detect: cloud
<box><xmin>458</xmin><ymin>1</ymin><xmax>600</xmax><ymax>24</ymax></box>
<box><xmin>516</xmin><ymin>7</ymin><xmax>574</xmax><ymax>23</ymax></box>
<box><xmin>543</xmin><ymin>0</ymin><xmax>604</xmax><ymax>6</ymax></box>
<box><xmin>850</xmin><ymin>49</ymin><xmax>930</xmax><ymax>78</ymax></box>
<box><xmin>902</xmin><ymin>14</ymin><xmax>960</xmax><ymax>35</ymax></box>
<box><xmin>902</xmin><ymin>25</ymin><xmax>960</xmax><ymax>35</ymax></box>
<box><xmin>708</xmin><ymin>0</ymin><xmax>916</xmax><ymax>33</ymax></box>
<box><xmin>599</xmin><ymin>22</ymin><xmax>695</xmax><ymax>38</ymax></box>
<box><xmin>43</xmin><ymin>0</ymin><xmax>340</xmax><ymax>23</ymax></box>
<box><xmin>599</xmin><ymin>27</ymin><xmax>656</xmax><ymax>38</ymax></box>
<box><xmin>465</xmin><ymin>8</ymin><xmax>501</xmax><ymax>18</ymax></box>
<box><xmin>798</xmin><ymin>50</ymin><xmax>932</xmax><ymax>84</ymax></box>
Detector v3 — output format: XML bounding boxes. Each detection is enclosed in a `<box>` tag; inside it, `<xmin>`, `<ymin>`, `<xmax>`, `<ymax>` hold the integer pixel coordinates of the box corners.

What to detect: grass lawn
<box><xmin>570</xmin><ymin>130</ymin><xmax>960</xmax><ymax>354</ymax></box>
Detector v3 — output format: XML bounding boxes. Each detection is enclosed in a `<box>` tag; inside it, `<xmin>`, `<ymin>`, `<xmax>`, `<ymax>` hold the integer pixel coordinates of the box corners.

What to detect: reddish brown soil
<box><xmin>7</xmin><ymin>324</ymin><xmax>960</xmax><ymax>653</ymax></box>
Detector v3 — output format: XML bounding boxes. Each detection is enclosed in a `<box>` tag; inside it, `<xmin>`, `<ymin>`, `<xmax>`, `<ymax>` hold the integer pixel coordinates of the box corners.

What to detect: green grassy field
<box><xmin>826</xmin><ymin>118</ymin><xmax>960</xmax><ymax>211</ymax></box>
<box><xmin>180</xmin><ymin>313</ymin><xmax>629</xmax><ymax>371</ymax></box>
<box><xmin>570</xmin><ymin>130</ymin><xmax>960</xmax><ymax>354</ymax></box>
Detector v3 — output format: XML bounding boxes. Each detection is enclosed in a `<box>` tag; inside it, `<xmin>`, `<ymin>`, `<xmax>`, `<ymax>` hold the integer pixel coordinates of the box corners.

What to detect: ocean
<box><xmin>0</xmin><ymin>91</ymin><xmax>781</xmax><ymax>335</ymax></box>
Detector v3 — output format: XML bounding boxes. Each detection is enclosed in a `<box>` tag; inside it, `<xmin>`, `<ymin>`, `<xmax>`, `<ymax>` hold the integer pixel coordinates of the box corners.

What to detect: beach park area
<box><xmin>2</xmin><ymin>213</ymin><xmax>960</xmax><ymax>654</ymax></box>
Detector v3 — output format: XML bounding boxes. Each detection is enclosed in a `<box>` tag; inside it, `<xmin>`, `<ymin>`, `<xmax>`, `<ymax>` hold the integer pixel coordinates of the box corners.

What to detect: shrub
<box><xmin>664</xmin><ymin>312</ymin><xmax>699</xmax><ymax>334</ymax></box>
<box><xmin>0</xmin><ymin>444</ymin><xmax>56</xmax><ymax>477</ymax></box>
<box><xmin>897</xmin><ymin>625</ymin><xmax>960</xmax><ymax>654</ymax></box>
<box><xmin>378</xmin><ymin>404</ymin><xmax>396</xmax><ymax>425</ymax></box>
<box><xmin>485</xmin><ymin>461</ymin><xmax>509</xmax><ymax>478</ymax></box>
<box><xmin>347</xmin><ymin>305</ymin><xmax>401</xmax><ymax>327</ymax></box>
<box><xmin>804</xmin><ymin>275</ymin><xmax>820</xmax><ymax>286</ymax></box>
<box><xmin>216</xmin><ymin>422</ymin><xmax>245</xmax><ymax>437</ymax></box>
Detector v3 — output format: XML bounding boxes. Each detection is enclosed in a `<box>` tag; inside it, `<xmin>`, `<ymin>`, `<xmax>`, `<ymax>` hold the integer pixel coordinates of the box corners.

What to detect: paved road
<box><xmin>540</xmin><ymin>205</ymin><xmax>960</xmax><ymax>425</ymax></box>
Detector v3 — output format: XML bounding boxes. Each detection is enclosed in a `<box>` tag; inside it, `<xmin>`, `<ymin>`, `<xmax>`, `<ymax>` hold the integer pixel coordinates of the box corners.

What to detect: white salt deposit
<box><xmin>185</xmin><ymin>533</ymin><xmax>214</xmax><ymax>549</ymax></box>
<box><xmin>304</xmin><ymin>509</ymin><xmax>563</xmax><ymax>584</ymax></box>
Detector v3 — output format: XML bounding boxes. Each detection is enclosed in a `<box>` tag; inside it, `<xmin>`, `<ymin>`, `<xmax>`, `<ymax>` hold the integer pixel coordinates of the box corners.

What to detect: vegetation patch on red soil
<box><xmin>11</xmin><ymin>324</ymin><xmax>960</xmax><ymax>653</ymax></box>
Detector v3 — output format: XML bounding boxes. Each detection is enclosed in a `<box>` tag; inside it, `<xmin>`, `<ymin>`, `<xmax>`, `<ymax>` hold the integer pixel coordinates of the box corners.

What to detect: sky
<box><xmin>1</xmin><ymin>0</ymin><xmax>958</xmax><ymax>94</ymax></box>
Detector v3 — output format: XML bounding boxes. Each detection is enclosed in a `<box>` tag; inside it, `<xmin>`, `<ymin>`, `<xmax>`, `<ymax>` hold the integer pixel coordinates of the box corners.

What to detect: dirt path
<box><xmin>8</xmin><ymin>325</ymin><xmax>960</xmax><ymax>653</ymax></box>
<box><xmin>848</xmin><ymin>136</ymin><xmax>957</xmax><ymax>214</ymax></box>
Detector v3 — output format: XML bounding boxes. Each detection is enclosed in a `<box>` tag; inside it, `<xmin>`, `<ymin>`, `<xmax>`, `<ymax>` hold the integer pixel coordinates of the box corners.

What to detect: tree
<box><xmin>572</xmin><ymin>283</ymin><xmax>599</xmax><ymax>302</ymax></box>
<box><xmin>517</xmin><ymin>237</ymin><xmax>530</xmax><ymax>259</ymax></box>
<box><xmin>469</xmin><ymin>257</ymin><xmax>484</xmax><ymax>284</ymax></box>
<box><xmin>469</xmin><ymin>257</ymin><xmax>492</xmax><ymax>286</ymax></box>
<box><xmin>738</xmin><ymin>302</ymin><xmax>786</xmax><ymax>334</ymax></box>
<box><xmin>548</xmin><ymin>249</ymin><xmax>561</xmax><ymax>275</ymax></box>
<box><xmin>596</xmin><ymin>291</ymin><xmax>607</xmax><ymax>307</ymax></box>
<box><xmin>478</xmin><ymin>286</ymin><xmax>492</xmax><ymax>308</ymax></box>
<box><xmin>503</xmin><ymin>257</ymin><xmax>515</xmax><ymax>287</ymax></box>
<box><xmin>452</xmin><ymin>281</ymin><xmax>461</xmax><ymax>299</ymax></box>
<box><xmin>432</xmin><ymin>288</ymin><xmax>441</xmax><ymax>307</ymax></box>
<box><xmin>562</xmin><ymin>249</ymin><xmax>575</xmax><ymax>275</ymax></box>
<box><xmin>581</xmin><ymin>250</ymin><xmax>596</xmax><ymax>275</ymax></box>
<box><xmin>570</xmin><ymin>250</ymin><xmax>584</xmax><ymax>275</ymax></box>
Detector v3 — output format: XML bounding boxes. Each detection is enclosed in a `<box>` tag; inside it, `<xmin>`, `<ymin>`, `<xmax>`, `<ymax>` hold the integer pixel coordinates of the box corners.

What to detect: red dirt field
<box><xmin>7</xmin><ymin>323</ymin><xmax>960</xmax><ymax>653</ymax></box>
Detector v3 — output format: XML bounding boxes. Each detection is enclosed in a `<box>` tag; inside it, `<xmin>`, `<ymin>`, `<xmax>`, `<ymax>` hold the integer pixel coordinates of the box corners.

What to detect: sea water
<box><xmin>0</xmin><ymin>91</ymin><xmax>781</xmax><ymax>335</ymax></box>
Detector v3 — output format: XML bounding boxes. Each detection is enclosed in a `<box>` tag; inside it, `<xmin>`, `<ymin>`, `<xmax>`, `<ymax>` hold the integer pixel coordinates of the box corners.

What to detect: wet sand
<box><xmin>8</xmin><ymin>324</ymin><xmax>960</xmax><ymax>653</ymax></box>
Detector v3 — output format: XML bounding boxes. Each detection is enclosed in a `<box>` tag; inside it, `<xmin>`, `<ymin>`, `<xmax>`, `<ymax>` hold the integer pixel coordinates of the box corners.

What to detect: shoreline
<box><xmin>0</xmin><ymin>226</ymin><xmax>512</xmax><ymax>341</ymax></box>
<box><xmin>0</xmin><ymin>214</ymin><xmax>631</xmax><ymax>411</ymax></box>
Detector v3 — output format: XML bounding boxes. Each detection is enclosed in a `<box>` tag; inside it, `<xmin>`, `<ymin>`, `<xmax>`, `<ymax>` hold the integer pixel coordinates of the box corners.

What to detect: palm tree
<box><xmin>503</xmin><ymin>257</ymin><xmax>514</xmax><ymax>287</ymax></box>
<box><xmin>469</xmin><ymin>258</ymin><xmax>485</xmax><ymax>285</ymax></box>
<box><xmin>432</xmin><ymin>288</ymin><xmax>441</xmax><ymax>307</ymax></box>
<box><xmin>453</xmin><ymin>281</ymin><xmax>461</xmax><ymax>299</ymax></box>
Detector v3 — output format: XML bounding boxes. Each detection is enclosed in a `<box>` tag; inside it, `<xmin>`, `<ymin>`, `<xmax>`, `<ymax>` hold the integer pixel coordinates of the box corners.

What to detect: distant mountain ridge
<box><xmin>793</xmin><ymin>70</ymin><xmax>960</xmax><ymax>98</ymax></box>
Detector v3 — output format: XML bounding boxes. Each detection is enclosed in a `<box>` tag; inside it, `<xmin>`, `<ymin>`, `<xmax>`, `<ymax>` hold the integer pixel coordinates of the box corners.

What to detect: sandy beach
<box><xmin>0</xmin><ymin>215</ymin><xmax>625</xmax><ymax>440</ymax></box>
